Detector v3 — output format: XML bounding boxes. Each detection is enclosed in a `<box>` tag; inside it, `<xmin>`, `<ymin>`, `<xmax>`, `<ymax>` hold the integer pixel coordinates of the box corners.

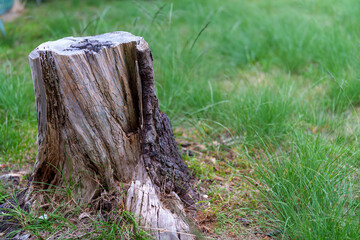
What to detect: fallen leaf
<box><xmin>232</xmin><ymin>176</ymin><xmax>241</xmax><ymax>181</ymax></box>
<box><xmin>201</xmin><ymin>225</ymin><xmax>214</xmax><ymax>234</ymax></box>
<box><xmin>215</xmin><ymin>176</ymin><xmax>225</xmax><ymax>181</ymax></box>
<box><xmin>38</xmin><ymin>214</ymin><xmax>48</xmax><ymax>220</ymax></box>
<box><xmin>79</xmin><ymin>212</ymin><xmax>91</xmax><ymax>220</ymax></box>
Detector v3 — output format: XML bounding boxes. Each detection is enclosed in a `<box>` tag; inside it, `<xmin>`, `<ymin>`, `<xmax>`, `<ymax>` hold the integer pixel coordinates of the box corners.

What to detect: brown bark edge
<box><xmin>137</xmin><ymin>41</ymin><xmax>198</xmax><ymax>207</ymax></box>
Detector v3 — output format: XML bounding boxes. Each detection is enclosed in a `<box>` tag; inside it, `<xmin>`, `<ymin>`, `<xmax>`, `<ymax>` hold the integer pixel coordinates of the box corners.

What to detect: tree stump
<box><xmin>28</xmin><ymin>32</ymin><xmax>197</xmax><ymax>240</ymax></box>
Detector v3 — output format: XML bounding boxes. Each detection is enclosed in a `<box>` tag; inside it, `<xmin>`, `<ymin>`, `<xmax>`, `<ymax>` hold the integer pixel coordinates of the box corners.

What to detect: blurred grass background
<box><xmin>1</xmin><ymin>0</ymin><xmax>360</xmax><ymax>239</ymax></box>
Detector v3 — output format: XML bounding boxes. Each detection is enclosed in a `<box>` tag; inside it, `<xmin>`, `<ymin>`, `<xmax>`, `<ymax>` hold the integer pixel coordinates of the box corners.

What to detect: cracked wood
<box><xmin>28</xmin><ymin>31</ymin><xmax>197</xmax><ymax>240</ymax></box>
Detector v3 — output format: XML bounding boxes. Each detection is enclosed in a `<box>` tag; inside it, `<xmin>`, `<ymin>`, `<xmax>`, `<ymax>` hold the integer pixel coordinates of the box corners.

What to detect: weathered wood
<box><xmin>27</xmin><ymin>32</ymin><xmax>197</xmax><ymax>239</ymax></box>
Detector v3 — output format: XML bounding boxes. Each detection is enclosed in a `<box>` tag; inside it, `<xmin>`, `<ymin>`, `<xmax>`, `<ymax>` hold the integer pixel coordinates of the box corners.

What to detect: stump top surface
<box><xmin>29</xmin><ymin>31</ymin><xmax>142</xmax><ymax>57</ymax></box>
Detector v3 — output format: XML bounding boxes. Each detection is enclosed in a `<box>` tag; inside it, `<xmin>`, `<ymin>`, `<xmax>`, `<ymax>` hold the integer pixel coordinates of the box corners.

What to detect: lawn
<box><xmin>1</xmin><ymin>0</ymin><xmax>360</xmax><ymax>239</ymax></box>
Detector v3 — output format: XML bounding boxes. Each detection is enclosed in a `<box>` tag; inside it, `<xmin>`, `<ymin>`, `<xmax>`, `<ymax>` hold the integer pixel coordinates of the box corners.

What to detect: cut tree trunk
<box><xmin>27</xmin><ymin>32</ymin><xmax>198</xmax><ymax>240</ymax></box>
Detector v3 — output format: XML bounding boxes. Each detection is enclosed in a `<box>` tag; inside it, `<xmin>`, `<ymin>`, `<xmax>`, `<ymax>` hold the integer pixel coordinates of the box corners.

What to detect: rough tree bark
<box><xmin>27</xmin><ymin>32</ymin><xmax>197</xmax><ymax>240</ymax></box>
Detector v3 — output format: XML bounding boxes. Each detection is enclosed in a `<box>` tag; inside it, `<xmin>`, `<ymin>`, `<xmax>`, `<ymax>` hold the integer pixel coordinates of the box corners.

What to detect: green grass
<box><xmin>1</xmin><ymin>0</ymin><xmax>360</xmax><ymax>238</ymax></box>
<box><xmin>247</xmin><ymin>132</ymin><xmax>360</xmax><ymax>239</ymax></box>
<box><xmin>2</xmin><ymin>195</ymin><xmax>151</xmax><ymax>239</ymax></box>
<box><xmin>0</xmin><ymin>65</ymin><xmax>36</xmax><ymax>164</ymax></box>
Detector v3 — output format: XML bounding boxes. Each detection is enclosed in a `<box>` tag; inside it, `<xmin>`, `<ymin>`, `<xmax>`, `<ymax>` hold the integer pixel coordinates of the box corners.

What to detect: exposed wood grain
<box><xmin>27</xmin><ymin>32</ymin><xmax>197</xmax><ymax>239</ymax></box>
